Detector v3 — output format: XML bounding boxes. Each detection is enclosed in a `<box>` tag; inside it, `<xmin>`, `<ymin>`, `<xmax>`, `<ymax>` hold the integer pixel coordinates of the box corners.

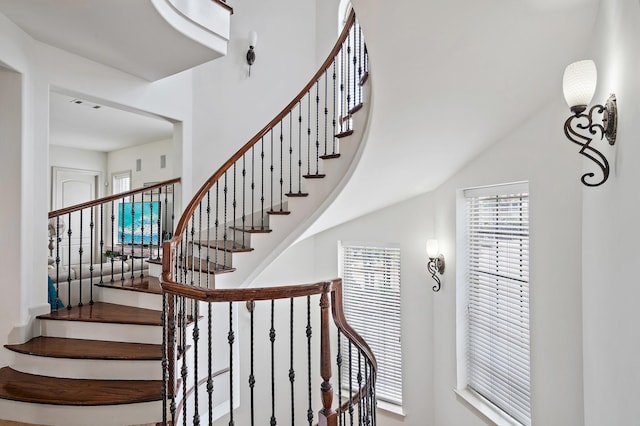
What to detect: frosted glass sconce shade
<box><xmin>563</xmin><ymin>60</ymin><xmax>597</xmax><ymax>113</ymax></box>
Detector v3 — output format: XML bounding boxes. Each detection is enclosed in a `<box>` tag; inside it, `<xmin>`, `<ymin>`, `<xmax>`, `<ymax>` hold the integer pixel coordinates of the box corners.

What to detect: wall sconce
<box><xmin>426</xmin><ymin>239</ymin><xmax>445</xmax><ymax>292</ymax></box>
<box><xmin>562</xmin><ymin>59</ymin><xmax>617</xmax><ymax>187</ymax></box>
<box><xmin>246</xmin><ymin>31</ymin><xmax>258</xmax><ymax>77</ymax></box>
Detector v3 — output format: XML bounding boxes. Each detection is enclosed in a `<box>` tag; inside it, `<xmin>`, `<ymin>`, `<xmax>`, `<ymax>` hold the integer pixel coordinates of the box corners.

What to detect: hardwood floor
<box><xmin>37</xmin><ymin>302</ymin><xmax>162</xmax><ymax>326</ymax></box>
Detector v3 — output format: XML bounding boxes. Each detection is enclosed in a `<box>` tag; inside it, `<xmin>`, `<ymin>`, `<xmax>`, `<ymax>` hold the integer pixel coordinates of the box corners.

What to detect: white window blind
<box><xmin>339</xmin><ymin>242</ymin><xmax>403</xmax><ymax>405</ymax></box>
<box><xmin>463</xmin><ymin>184</ymin><xmax>531</xmax><ymax>425</ymax></box>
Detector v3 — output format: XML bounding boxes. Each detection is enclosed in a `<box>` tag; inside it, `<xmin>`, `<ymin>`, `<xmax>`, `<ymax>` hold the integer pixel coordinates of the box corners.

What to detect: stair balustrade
<box><xmin>48</xmin><ymin>178</ymin><xmax>181</xmax><ymax>309</ymax></box>
<box><xmin>161</xmin><ymin>278</ymin><xmax>377</xmax><ymax>426</ymax></box>
<box><xmin>160</xmin><ymin>9</ymin><xmax>376</xmax><ymax>425</ymax></box>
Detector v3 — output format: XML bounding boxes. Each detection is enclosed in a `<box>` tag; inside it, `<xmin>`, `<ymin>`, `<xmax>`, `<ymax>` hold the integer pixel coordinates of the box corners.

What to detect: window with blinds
<box><xmin>339</xmin><ymin>242</ymin><xmax>403</xmax><ymax>405</ymax></box>
<box><xmin>461</xmin><ymin>182</ymin><xmax>531</xmax><ymax>425</ymax></box>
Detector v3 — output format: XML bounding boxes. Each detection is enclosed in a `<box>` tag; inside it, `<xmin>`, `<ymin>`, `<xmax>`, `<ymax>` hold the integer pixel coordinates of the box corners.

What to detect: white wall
<box><xmin>107</xmin><ymin>138</ymin><xmax>174</xmax><ymax>191</ymax></box>
<box><xmin>190</xmin><ymin>0</ymin><xmax>328</xmax><ymax>188</ymax></box>
<box><xmin>0</xmin><ymin>9</ymin><xmax>192</xmax><ymax>354</ymax></box>
<box><xmin>582</xmin><ymin>0</ymin><xmax>640</xmax><ymax>424</ymax></box>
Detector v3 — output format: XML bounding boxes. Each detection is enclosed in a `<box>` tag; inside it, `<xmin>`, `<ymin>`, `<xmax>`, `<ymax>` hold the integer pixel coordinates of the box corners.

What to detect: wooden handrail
<box><xmin>168</xmin><ymin>9</ymin><xmax>357</xmax><ymax>247</ymax></box>
<box><xmin>49</xmin><ymin>177</ymin><xmax>181</xmax><ymax>218</ymax></box>
<box><xmin>161</xmin><ymin>279</ymin><xmax>335</xmax><ymax>303</ymax></box>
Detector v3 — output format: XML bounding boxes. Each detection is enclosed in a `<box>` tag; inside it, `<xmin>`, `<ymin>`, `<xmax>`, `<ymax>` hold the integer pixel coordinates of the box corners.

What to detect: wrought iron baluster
<box><xmin>337</xmin><ymin>329</ymin><xmax>343</xmax><ymax>426</ymax></box>
<box><xmin>270</xmin><ymin>299</ymin><xmax>277</xmax><ymax>426</ymax></box>
<box><xmin>288</xmin><ymin>112</ymin><xmax>293</xmax><ymax>197</ymax></box>
<box><xmin>181</xmin><ymin>296</ymin><xmax>188</xmax><ymax>426</ymax></box>
<box><xmin>289</xmin><ymin>297</ymin><xmax>295</xmax><ymax>426</ymax></box>
<box><xmin>170</xmin><ymin>294</ymin><xmax>178</xmax><ymax>425</ymax></box>
<box><xmin>233</xmin><ymin>163</ymin><xmax>237</xmax><ymax>251</ymax></box>
<box><xmin>298</xmin><ymin>101</ymin><xmax>303</xmax><ymax>194</ymax></box>
<box><xmin>251</xmin><ymin>146</ymin><xmax>255</xmax><ymax>231</ymax></box>
<box><xmin>207</xmin><ymin>302</ymin><xmax>214</xmax><ymax>424</ymax></box>
<box><xmin>54</xmin><ymin>216</ymin><xmax>61</xmax><ymax>309</ymax></box>
<box><xmin>192</xmin><ymin>301</ymin><xmax>200</xmax><ymax>426</ymax></box>
<box><xmin>249</xmin><ymin>300</ymin><xmax>256</xmax><ymax>426</ymax></box>
<box><xmin>89</xmin><ymin>208</ymin><xmax>94</xmax><ymax>305</ymax></box>
<box><xmin>125</xmin><ymin>195</ymin><xmax>131</xmax><ymax>282</ymax></box>
<box><xmin>324</xmin><ymin>70</ymin><xmax>328</xmax><ymax>156</ymax></box>
<box><xmin>260</xmin><ymin>136</ymin><xmax>265</xmax><ymax>230</ymax></box>
<box><xmin>340</xmin><ymin>39</ymin><xmax>345</xmax><ymax>134</ymax></box>
<box><xmin>157</xmin><ymin>187</ymin><xmax>162</xmax><ymax>261</ymax></box>
<box><xmin>66</xmin><ymin>212</ymin><xmax>72</xmax><ymax>309</ymax></box>
<box><xmin>242</xmin><ymin>154</ymin><xmax>247</xmax><ymax>248</ymax></box>
<box><xmin>332</xmin><ymin>59</ymin><xmax>337</xmax><ymax>154</ymax></box>
<box><xmin>223</xmin><ymin>172</ymin><xmax>228</xmax><ymax>273</ymax></box>
<box><xmin>358</xmin><ymin>21</ymin><xmax>363</xmax><ymax>104</ymax></box>
<box><xmin>348</xmin><ymin>340</ymin><xmax>354</xmax><ymax>426</ymax></box>
<box><xmin>78</xmin><ymin>210</ymin><xmax>83</xmax><ymax>307</ymax></box>
<box><xmin>307</xmin><ymin>91</ymin><xmax>311</xmax><ymax>176</ymax></box>
<box><xmin>206</xmin><ymin>192</ymin><xmax>211</xmax><ymax>289</ymax></box>
<box><xmin>347</xmin><ymin>30</ymin><xmax>352</xmax><ymax>116</ymax></box>
<box><xmin>99</xmin><ymin>205</ymin><xmax>104</xmax><ymax>284</ymax></box>
<box><xmin>306</xmin><ymin>295</ymin><xmax>313</xmax><ymax>426</ymax></box>
<box><xmin>269</xmin><ymin>130</ymin><xmax>274</xmax><ymax>214</ymax></box>
<box><xmin>228</xmin><ymin>302</ymin><xmax>235</xmax><ymax>426</ymax></box>
<box><xmin>315</xmin><ymin>81</ymin><xmax>320</xmax><ymax>175</ymax></box>
<box><xmin>357</xmin><ymin>352</ymin><xmax>362</xmax><ymax>426</ymax></box>
<box><xmin>279</xmin><ymin>120</ymin><xmax>284</xmax><ymax>208</ymax></box>
<box><xmin>162</xmin><ymin>293</ymin><xmax>168</xmax><ymax>426</ymax></box>
<box><xmin>215</xmin><ymin>183</ymin><xmax>220</xmax><ymax>272</ymax></box>
<box><xmin>197</xmin><ymin>202</ymin><xmax>203</xmax><ymax>288</ymax></box>
<box><xmin>189</xmin><ymin>215</ymin><xmax>195</xmax><ymax>286</ymax></box>
<box><xmin>352</xmin><ymin>24</ymin><xmax>357</xmax><ymax>109</ymax></box>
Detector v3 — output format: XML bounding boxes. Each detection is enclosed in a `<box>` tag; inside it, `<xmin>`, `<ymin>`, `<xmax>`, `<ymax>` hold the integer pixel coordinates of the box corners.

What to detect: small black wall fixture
<box><xmin>246</xmin><ymin>31</ymin><xmax>258</xmax><ymax>77</ymax></box>
<box><xmin>426</xmin><ymin>239</ymin><xmax>445</xmax><ymax>292</ymax></box>
<box><xmin>562</xmin><ymin>60</ymin><xmax>618</xmax><ymax>187</ymax></box>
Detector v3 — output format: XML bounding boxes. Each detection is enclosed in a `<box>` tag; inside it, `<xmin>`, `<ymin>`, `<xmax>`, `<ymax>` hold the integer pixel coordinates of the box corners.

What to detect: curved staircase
<box><xmin>0</xmin><ymin>9</ymin><xmax>373</xmax><ymax>426</ymax></box>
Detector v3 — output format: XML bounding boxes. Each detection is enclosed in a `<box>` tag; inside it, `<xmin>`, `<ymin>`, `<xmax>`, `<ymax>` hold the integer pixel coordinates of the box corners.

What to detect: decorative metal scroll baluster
<box><xmin>337</xmin><ymin>329</ymin><xmax>343</xmax><ymax>426</ymax></box>
<box><xmin>352</xmin><ymin>25</ymin><xmax>357</xmax><ymax>111</ymax></box>
<box><xmin>250</xmin><ymin>149</ymin><xmax>255</xmax><ymax>232</ymax></box>
<box><xmin>197</xmin><ymin>202</ymin><xmax>203</xmax><ymax>288</ymax></box>
<box><xmin>279</xmin><ymin>121</ymin><xmax>284</xmax><ymax>205</ymax></box>
<box><xmin>78</xmin><ymin>211</ymin><xmax>83</xmax><ymax>307</ymax></box>
<box><xmin>307</xmin><ymin>91</ymin><xmax>311</xmax><ymax>177</ymax></box>
<box><xmin>298</xmin><ymin>101</ymin><xmax>303</xmax><ymax>194</ymax></box>
<box><xmin>207</xmin><ymin>302</ymin><xmax>214</xmax><ymax>425</ymax></box>
<box><xmin>315</xmin><ymin>82</ymin><xmax>320</xmax><ymax>175</ymax></box>
<box><xmin>206</xmin><ymin>192</ymin><xmax>211</xmax><ymax>288</ymax></box>
<box><xmin>270</xmin><ymin>130</ymin><xmax>274</xmax><ymax>214</ymax></box>
<box><xmin>66</xmin><ymin>212</ymin><xmax>72</xmax><ymax>309</ymax></box>
<box><xmin>288</xmin><ymin>112</ymin><xmax>293</xmax><ymax>197</ymax></box>
<box><xmin>332</xmin><ymin>60</ymin><xmax>337</xmax><ymax>154</ymax></box>
<box><xmin>289</xmin><ymin>297</ymin><xmax>295</xmax><ymax>426</ymax></box>
<box><xmin>124</xmin><ymin>195</ymin><xmax>130</xmax><ymax>282</ymax></box>
<box><xmin>181</xmin><ymin>296</ymin><xmax>188</xmax><ymax>426</ymax></box>
<box><xmin>55</xmin><ymin>216</ymin><xmax>61</xmax><ymax>309</ymax></box>
<box><xmin>340</xmin><ymin>39</ymin><xmax>345</xmax><ymax>134</ymax></box>
<box><xmin>348</xmin><ymin>340</ymin><xmax>354</xmax><ymax>425</ymax></box>
<box><xmin>306</xmin><ymin>295</ymin><xmax>313</xmax><ymax>426</ymax></box>
<box><xmin>192</xmin><ymin>301</ymin><xmax>200</xmax><ymax>426</ymax></box>
<box><xmin>223</xmin><ymin>172</ymin><xmax>229</xmax><ymax>272</ymax></box>
<box><xmin>99</xmin><ymin>204</ymin><xmax>104</xmax><ymax>283</ymax></box>
<box><xmin>260</xmin><ymin>137</ymin><xmax>266</xmax><ymax>230</ymax></box>
<box><xmin>270</xmin><ymin>299</ymin><xmax>277</xmax><ymax>426</ymax></box>
<box><xmin>324</xmin><ymin>70</ymin><xmax>328</xmax><ymax>156</ymax></box>
<box><xmin>89</xmin><ymin>208</ymin><xmax>94</xmax><ymax>304</ymax></box>
<box><xmin>228</xmin><ymin>302</ymin><xmax>235</xmax><ymax>426</ymax></box>
<box><xmin>162</xmin><ymin>293</ymin><xmax>169</xmax><ymax>426</ymax></box>
<box><xmin>357</xmin><ymin>352</ymin><xmax>362</xmax><ymax>425</ymax></box>
<box><xmin>357</xmin><ymin>22</ymin><xmax>363</xmax><ymax>105</ymax></box>
<box><xmin>241</xmin><ymin>155</ymin><xmax>247</xmax><ymax>248</ymax></box>
<box><xmin>215</xmin><ymin>184</ymin><xmax>220</xmax><ymax>272</ymax></box>
<box><xmin>346</xmin><ymin>31</ymin><xmax>352</xmax><ymax>123</ymax></box>
<box><xmin>249</xmin><ymin>300</ymin><xmax>256</xmax><ymax>426</ymax></box>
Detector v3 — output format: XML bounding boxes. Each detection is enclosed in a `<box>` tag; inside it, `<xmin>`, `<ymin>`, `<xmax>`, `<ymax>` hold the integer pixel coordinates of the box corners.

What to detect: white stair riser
<box><xmin>0</xmin><ymin>398</ymin><xmax>162</xmax><ymax>426</ymax></box>
<box><xmin>97</xmin><ymin>286</ymin><xmax>163</xmax><ymax>310</ymax></box>
<box><xmin>39</xmin><ymin>320</ymin><xmax>162</xmax><ymax>344</ymax></box>
<box><xmin>11</xmin><ymin>352</ymin><xmax>161</xmax><ymax>380</ymax></box>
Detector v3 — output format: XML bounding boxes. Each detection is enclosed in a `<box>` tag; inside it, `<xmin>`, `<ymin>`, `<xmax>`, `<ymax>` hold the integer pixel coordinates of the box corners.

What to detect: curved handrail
<box><xmin>161</xmin><ymin>277</ymin><xmax>377</xmax><ymax>419</ymax></box>
<box><xmin>164</xmin><ymin>9</ymin><xmax>357</xmax><ymax>259</ymax></box>
<box><xmin>49</xmin><ymin>177</ymin><xmax>181</xmax><ymax>218</ymax></box>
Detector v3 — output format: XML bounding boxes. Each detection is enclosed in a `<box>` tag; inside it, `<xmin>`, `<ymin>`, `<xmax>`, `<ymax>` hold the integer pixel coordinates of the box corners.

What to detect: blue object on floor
<box><xmin>48</xmin><ymin>276</ymin><xmax>64</xmax><ymax>310</ymax></box>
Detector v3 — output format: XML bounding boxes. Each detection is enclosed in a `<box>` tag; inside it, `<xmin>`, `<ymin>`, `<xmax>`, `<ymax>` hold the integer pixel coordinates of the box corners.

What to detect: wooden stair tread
<box><xmin>37</xmin><ymin>302</ymin><xmax>161</xmax><ymax>326</ymax></box>
<box><xmin>4</xmin><ymin>337</ymin><xmax>161</xmax><ymax>361</ymax></box>
<box><xmin>229</xmin><ymin>226</ymin><xmax>272</xmax><ymax>234</ymax></box>
<box><xmin>267</xmin><ymin>209</ymin><xmax>291</xmax><ymax>215</ymax></box>
<box><xmin>178</xmin><ymin>259</ymin><xmax>235</xmax><ymax>275</ymax></box>
<box><xmin>335</xmin><ymin>129</ymin><xmax>354</xmax><ymax>138</ymax></box>
<box><xmin>146</xmin><ymin>258</ymin><xmax>162</xmax><ymax>265</ymax></box>
<box><xmin>360</xmin><ymin>71</ymin><xmax>369</xmax><ymax>86</ymax></box>
<box><xmin>285</xmin><ymin>192</ymin><xmax>309</xmax><ymax>197</ymax></box>
<box><xmin>319</xmin><ymin>153</ymin><xmax>340</xmax><ymax>160</ymax></box>
<box><xmin>95</xmin><ymin>275</ymin><xmax>162</xmax><ymax>295</ymax></box>
<box><xmin>303</xmin><ymin>173</ymin><xmax>326</xmax><ymax>179</ymax></box>
<box><xmin>191</xmin><ymin>240</ymin><xmax>253</xmax><ymax>253</ymax></box>
<box><xmin>0</xmin><ymin>367</ymin><xmax>161</xmax><ymax>406</ymax></box>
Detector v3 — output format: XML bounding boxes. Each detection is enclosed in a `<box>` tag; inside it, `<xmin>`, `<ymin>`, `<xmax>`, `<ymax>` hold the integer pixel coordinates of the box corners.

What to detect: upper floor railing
<box><xmin>48</xmin><ymin>177</ymin><xmax>181</xmax><ymax>309</ymax></box>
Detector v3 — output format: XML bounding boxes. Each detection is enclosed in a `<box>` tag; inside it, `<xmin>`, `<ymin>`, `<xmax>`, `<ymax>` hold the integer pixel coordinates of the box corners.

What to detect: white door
<box><xmin>52</xmin><ymin>167</ymin><xmax>100</xmax><ymax>265</ymax></box>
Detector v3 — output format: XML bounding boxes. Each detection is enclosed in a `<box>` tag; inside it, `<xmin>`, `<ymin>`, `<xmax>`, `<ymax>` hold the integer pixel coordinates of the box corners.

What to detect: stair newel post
<box><xmin>318</xmin><ymin>284</ymin><xmax>337</xmax><ymax>426</ymax></box>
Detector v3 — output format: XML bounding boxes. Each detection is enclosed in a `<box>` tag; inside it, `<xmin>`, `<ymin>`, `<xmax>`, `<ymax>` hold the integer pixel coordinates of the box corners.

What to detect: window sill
<box><xmin>454</xmin><ymin>388</ymin><xmax>523</xmax><ymax>426</ymax></box>
<box><xmin>377</xmin><ymin>399</ymin><xmax>405</xmax><ymax>417</ymax></box>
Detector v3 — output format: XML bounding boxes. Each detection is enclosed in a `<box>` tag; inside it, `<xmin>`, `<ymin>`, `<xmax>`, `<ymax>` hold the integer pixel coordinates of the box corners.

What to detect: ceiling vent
<box><xmin>69</xmin><ymin>99</ymin><xmax>102</xmax><ymax>110</ymax></box>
